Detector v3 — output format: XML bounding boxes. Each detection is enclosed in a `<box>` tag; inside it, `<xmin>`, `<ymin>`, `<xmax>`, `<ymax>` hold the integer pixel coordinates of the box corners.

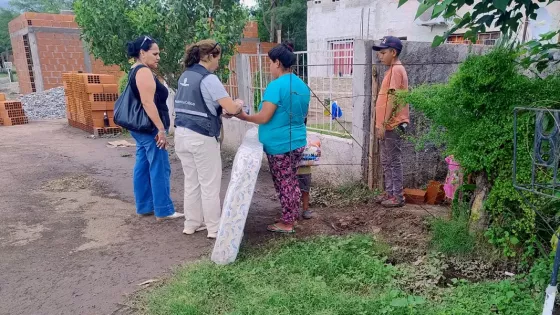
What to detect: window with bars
<box><xmin>328</xmin><ymin>39</ymin><xmax>354</xmax><ymax>77</ymax></box>
<box><xmin>447</xmin><ymin>32</ymin><xmax>500</xmax><ymax>46</ymax></box>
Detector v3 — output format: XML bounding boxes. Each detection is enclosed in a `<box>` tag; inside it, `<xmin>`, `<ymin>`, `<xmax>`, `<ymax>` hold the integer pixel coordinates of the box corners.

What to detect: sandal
<box><xmin>274</xmin><ymin>217</ymin><xmax>299</xmax><ymax>226</ymax></box>
<box><xmin>267</xmin><ymin>223</ymin><xmax>295</xmax><ymax>234</ymax></box>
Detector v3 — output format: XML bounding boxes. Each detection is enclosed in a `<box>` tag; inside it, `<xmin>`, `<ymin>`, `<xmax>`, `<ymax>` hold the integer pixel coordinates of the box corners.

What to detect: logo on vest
<box><xmin>180</xmin><ymin>78</ymin><xmax>189</xmax><ymax>87</ymax></box>
<box><xmin>176</xmin><ymin>100</ymin><xmax>196</xmax><ymax>107</ymax></box>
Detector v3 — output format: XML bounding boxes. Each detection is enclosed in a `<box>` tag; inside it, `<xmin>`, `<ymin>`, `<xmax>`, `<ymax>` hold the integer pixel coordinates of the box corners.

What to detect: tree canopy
<box><xmin>74</xmin><ymin>0</ymin><xmax>247</xmax><ymax>88</ymax></box>
<box><xmin>0</xmin><ymin>8</ymin><xmax>17</xmax><ymax>53</ymax></box>
<box><xmin>398</xmin><ymin>0</ymin><xmax>560</xmax><ymax>70</ymax></box>
<box><xmin>254</xmin><ymin>0</ymin><xmax>307</xmax><ymax>51</ymax></box>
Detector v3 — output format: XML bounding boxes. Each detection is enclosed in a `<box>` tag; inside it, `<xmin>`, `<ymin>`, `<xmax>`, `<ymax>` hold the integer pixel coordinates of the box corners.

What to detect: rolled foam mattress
<box><xmin>211</xmin><ymin>127</ymin><xmax>263</xmax><ymax>265</ymax></box>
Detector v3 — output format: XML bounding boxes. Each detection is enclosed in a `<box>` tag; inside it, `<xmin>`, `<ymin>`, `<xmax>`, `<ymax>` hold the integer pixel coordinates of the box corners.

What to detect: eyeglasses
<box><xmin>141</xmin><ymin>36</ymin><xmax>152</xmax><ymax>48</ymax></box>
<box><xmin>210</xmin><ymin>42</ymin><xmax>220</xmax><ymax>53</ymax></box>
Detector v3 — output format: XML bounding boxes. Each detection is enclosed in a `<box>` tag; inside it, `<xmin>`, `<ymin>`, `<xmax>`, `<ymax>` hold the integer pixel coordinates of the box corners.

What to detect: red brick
<box><xmin>0</xmin><ymin>116</ymin><xmax>28</xmax><ymax>126</ymax></box>
<box><xmin>67</xmin><ymin>22</ymin><xmax>79</xmax><ymax>29</ymax></box>
<box><xmin>426</xmin><ymin>181</ymin><xmax>443</xmax><ymax>205</ymax></box>
<box><xmin>1</xmin><ymin>108</ymin><xmax>26</xmax><ymax>119</ymax></box>
<box><xmin>102</xmin><ymin>84</ymin><xmax>118</xmax><ymax>93</ymax></box>
<box><xmin>85</xmin><ymin>84</ymin><xmax>104</xmax><ymax>93</ymax></box>
<box><xmin>89</xmin><ymin>101</ymin><xmax>108</xmax><ymax>111</ymax></box>
<box><xmin>0</xmin><ymin>101</ymin><xmax>23</xmax><ymax>111</ymax></box>
<box><xmin>99</xmin><ymin>75</ymin><xmax>116</xmax><ymax>84</ymax></box>
<box><xmin>60</xmin><ymin>15</ymin><xmax>74</xmax><ymax>22</ymax></box>
<box><xmin>403</xmin><ymin>188</ymin><xmax>426</xmax><ymax>205</ymax></box>
<box><xmin>53</xmin><ymin>14</ymin><xmax>65</xmax><ymax>22</ymax></box>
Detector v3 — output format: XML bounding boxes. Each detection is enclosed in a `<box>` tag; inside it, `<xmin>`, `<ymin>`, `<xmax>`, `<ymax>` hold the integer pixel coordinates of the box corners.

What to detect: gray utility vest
<box><xmin>174</xmin><ymin>64</ymin><xmax>222</xmax><ymax>138</ymax></box>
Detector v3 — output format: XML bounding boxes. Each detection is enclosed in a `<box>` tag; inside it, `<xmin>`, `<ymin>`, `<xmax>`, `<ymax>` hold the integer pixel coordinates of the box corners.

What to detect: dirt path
<box><xmin>0</xmin><ymin>120</ymin><xmax>444</xmax><ymax>315</ymax></box>
<box><xmin>0</xmin><ymin>120</ymin><xmax>282</xmax><ymax>315</ymax></box>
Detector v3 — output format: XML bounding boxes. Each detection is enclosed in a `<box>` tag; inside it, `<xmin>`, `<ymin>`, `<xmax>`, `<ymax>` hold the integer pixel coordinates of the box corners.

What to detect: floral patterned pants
<box><xmin>267</xmin><ymin>147</ymin><xmax>305</xmax><ymax>225</ymax></box>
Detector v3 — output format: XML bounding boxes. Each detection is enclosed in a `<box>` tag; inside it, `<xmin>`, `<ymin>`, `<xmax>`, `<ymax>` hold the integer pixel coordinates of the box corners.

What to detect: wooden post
<box><xmin>368</xmin><ymin>65</ymin><xmax>383</xmax><ymax>190</ymax></box>
<box><xmin>237</xmin><ymin>54</ymin><xmax>253</xmax><ymax>114</ymax></box>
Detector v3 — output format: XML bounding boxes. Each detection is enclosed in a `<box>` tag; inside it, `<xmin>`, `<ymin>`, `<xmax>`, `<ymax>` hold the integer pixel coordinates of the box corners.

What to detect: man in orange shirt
<box><xmin>372</xmin><ymin>36</ymin><xmax>409</xmax><ymax>208</ymax></box>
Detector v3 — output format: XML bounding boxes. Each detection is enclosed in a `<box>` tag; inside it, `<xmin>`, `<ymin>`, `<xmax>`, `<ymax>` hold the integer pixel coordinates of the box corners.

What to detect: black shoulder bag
<box><xmin>113</xmin><ymin>66</ymin><xmax>154</xmax><ymax>132</ymax></box>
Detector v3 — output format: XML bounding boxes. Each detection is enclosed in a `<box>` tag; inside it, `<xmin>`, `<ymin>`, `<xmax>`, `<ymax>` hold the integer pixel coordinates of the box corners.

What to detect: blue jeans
<box><xmin>130</xmin><ymin>130</ymin><xmax>175</xmax><ymax>217</ymax></box>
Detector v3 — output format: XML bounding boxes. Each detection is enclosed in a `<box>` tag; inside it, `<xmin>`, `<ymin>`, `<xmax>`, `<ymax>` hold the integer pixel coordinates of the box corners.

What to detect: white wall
<box><xmin>221</xmin><ymin>118</ymin><xmax>363</xmax><ymax>185</ymax></box>
<box><xmin>307</xmin><ymin>0</ymin><xmax>560</xmax><ymax>51</ymax></box>
<box><xmin>307</xmin><ymin>0</ymin><xmax>448</xmax><ymax>51</ymax></box>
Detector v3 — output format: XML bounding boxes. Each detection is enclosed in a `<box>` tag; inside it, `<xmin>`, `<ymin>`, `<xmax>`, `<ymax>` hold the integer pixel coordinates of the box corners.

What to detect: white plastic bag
<box><xmin>298</xmin><ymin>135</ymin><xmax>321</xmax><ymax>167</ymax></box>
<box><xmin>211</xmin><ymin>127</ymin><xmax>263</xmax><ymax>265</ymax></box>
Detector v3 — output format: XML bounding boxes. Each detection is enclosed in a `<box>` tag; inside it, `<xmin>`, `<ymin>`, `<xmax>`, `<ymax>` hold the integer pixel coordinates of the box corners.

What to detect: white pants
<box><xmin>174</xmin><ymin>127</ymin><xmax>222</xmax><ymax>234</ymax></box>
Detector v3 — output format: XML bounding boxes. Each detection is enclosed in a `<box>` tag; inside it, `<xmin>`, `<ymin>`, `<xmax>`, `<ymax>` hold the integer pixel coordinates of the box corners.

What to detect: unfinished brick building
<box><xmin>8</xmin><ymin>14</ymin><xmax>274</xmax><ymax>96</ymax></box>
<box><xmin>236</xmin><ymin>21</ymin><xmax>276</xmax><ymax>54</ymax></box>
<box><xmin>8</xmin><ymin>12</ymin><xmax>122</xmax><ymax>95</ymax></box>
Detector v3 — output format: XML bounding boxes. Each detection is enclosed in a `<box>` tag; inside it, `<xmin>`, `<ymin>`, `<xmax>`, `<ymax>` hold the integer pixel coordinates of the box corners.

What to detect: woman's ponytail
<box><xmin>183</xmin><ymin>44</ymin><xmax>201</xmax><ymax>68</ymax></box>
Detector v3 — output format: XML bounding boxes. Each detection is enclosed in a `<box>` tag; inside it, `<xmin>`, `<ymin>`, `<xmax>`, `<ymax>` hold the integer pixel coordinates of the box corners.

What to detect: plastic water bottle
<box><xmin>103</xmin><ymin>111</ymin><xmax>109</xmax><ymax>127</ymax></box>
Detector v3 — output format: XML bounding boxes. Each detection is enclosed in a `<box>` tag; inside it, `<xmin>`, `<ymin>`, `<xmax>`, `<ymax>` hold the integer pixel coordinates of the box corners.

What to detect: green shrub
<box><xmin>399</xmin><ymin>48</ymin><xmax>560</xmax><ymax>259</ymax></box>
<box><xmin>118</xmin><ymin>73</ymin><xmax>128</xmax><ymax>94</ymax></box>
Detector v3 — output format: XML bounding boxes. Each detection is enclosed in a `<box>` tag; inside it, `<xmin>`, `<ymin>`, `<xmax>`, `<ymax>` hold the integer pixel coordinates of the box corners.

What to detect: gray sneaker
<box><xmin>374</xmin><ymin>193</ymin><xmax>391</xmax><ymax>204</ymax></box>
<box><xmin>381</xmin><ymin>196</ymin><xmax>405</xmax><ymax>208</ymax></box>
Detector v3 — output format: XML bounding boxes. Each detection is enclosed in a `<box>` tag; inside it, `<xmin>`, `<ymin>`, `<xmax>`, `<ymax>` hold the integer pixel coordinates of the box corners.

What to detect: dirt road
<box><xmin>0</xmin><ymin>120</ymin><xmax>281</xmax><ymax>315</ymax></box>
<box><xmin>0</xmin><ymin>119</ymin><xmax>444</xmax><ymax>315</ymax></box>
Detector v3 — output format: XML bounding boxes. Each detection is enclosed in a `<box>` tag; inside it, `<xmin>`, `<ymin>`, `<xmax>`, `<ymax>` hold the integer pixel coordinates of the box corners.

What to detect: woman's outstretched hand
<box><xmin>222</xmin><ymin>110</ymin><xmax>235</xmax><ymax>119</ymax></box>
<box><xmin>236</xmin><ymin>110</ymin><xmax>248</xmax><ymax>121</ymax></box>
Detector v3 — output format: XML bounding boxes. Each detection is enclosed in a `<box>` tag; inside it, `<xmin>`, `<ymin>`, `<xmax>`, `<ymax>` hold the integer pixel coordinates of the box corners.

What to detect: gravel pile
<box><xmin>21</xmin><ymin>87</ymin><xmax>66</xmax><ymax>120</ymax></box>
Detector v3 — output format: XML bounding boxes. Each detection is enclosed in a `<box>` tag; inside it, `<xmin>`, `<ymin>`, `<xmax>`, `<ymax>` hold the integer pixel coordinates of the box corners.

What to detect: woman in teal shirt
<box><xmin>237</xmin><ymin>41</ymin><xmax>310</xmax><ymax>233</ymax></box>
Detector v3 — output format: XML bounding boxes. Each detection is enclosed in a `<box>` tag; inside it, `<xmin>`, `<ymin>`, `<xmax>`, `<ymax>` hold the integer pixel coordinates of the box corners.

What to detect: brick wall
<box><xmin>36</xmin><ymin>31</ymin><xmax>86</xmax><ymax>90</ymax></box>
<box><xmin>9</xmin><ymin>12</ymin><xmax>124</xmax><ymax>95</ymax></box>
<box><xmin>236</xmin><ymin>20</ymin><xmax>276</xmax><ymax>54</ymax></box>
<box><xmin>90</xmin><ymin>56</ymin><xmax>123</xmax><ymax>81</ymax></box>
<box><xmin>9</xmin><ymin>28</ymin><xmax>31</xmax><ymax>94</ymax></box>
<box><xmin>243</xmin><ymin>21</ymin><xmax>259</xmax><ymax>39</ymax></box>
<box><xmin>224</xmin><ymin>21</ymin><xmax>277</xmax><ymax>98</ymax></box>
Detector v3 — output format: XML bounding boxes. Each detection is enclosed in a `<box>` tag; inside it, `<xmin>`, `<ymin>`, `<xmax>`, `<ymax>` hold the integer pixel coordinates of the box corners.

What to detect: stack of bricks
<box><xmin>0</xmin><ymin>93</ymin><xmax>29</xmax><ymax>126</ymax></box>
<box><xmin>62</xmin><ymin>72</ymin><xmax>121</xmax><ymax>136</ymax></box>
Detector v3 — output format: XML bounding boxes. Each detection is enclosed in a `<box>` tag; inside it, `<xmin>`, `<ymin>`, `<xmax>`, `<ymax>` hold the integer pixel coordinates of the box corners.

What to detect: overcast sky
<box><xmin>0</xmin><ymin>0</ymin><xmax>9</xmax><ymax>9</ymax></box>
<box><xmin>241</xmin><ymin>0</ymin><xmax>256</xmax><ymax>8</ymax></box>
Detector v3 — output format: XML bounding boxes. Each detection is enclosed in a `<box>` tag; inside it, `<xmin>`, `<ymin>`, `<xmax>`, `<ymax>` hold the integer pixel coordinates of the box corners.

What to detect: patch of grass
<box><xmin>145</xmin><ymin>235</ymin><xmax>397</xmax><ymax>315</ymax></box>
<box><xmin>143</xmin><ymin>235</ymin><xmax>544</xmax><ymax>315</ymax></box>
<box><xmin>430</xmin><ymin>215</ymin><xmax>476</xmax><ymax>255</ymax></box>
<box><xmin>308</xmin><ymin>122</ymin><xmax>352</xmax><ymax>138</ymax></box>
<box><xmin>311</xmin><ymin>182</ymin><xmax>378</xmax><ymax>207</ymax></box>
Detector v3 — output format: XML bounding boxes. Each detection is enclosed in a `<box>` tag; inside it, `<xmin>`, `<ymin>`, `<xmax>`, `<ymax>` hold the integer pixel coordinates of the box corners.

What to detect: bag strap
<box><xmin>127</xmin><ymin>65</ymin><xmax>147</xmax><ymax>101</ymax></box>
<box><xmin>128</xmin><ymin>65</ymin><xmax>146</xmax><ymax>85</ymax></box>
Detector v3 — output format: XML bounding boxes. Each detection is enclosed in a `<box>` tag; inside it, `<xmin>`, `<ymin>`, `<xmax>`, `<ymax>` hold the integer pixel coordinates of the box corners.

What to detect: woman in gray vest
<box><xmin>127</xmin><ymin>36</ymin><xmax>183</xmax><ymax>221</ymax></box>
<box><xmin>174</xmin><ymin>39</ymin><xmax>243</xmax><ymax>239</ymax></box>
